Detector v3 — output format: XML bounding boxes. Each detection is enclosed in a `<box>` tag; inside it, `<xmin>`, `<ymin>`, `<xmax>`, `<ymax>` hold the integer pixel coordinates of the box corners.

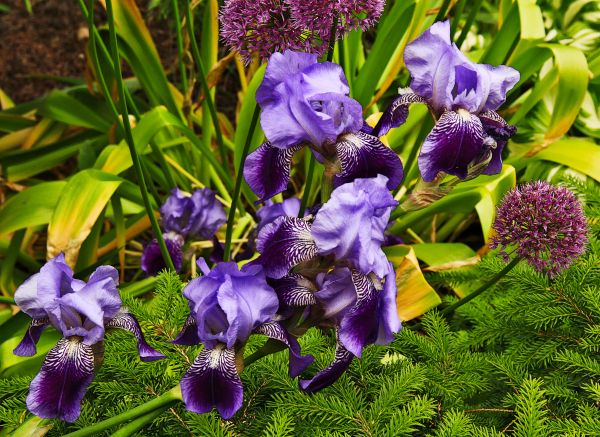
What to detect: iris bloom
<box><xmin>253</xmin><ymin>176</ymin><xmax>401</xmax><ymax>390</ymax></box>
<box><xmin>243</xmin><ymin>50</ymin><xmax>403</xmax><ymax>202</ymax></box>
<box><xmin>141</xmin><ymin>188</ymin><xmax>227</xmax><ymax>275</ymax></box>
<box><xmin>13</xmin><ymin>254</ymin><xmax>164</xmax><ymax>422</ymax></box>
<box><xmin>173</xmin><ymin>259</ymin><xmax>313</xmax><ymax>419</ymax></box>
<box><xmin>374</xmin><ymin>21</ymin><xmax>519</xmax><ymax>181</ymax></box>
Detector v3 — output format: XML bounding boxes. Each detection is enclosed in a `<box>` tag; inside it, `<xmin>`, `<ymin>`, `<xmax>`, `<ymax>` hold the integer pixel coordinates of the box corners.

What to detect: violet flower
<box><xmin>243</xmin><ymin>50</ymin><xmax>403</xmax><ymax>202</ymax></box>
<box><xmin>374</xmin><ymin>21</ymin><xmax>519</xmax><ymax>181</ymax></box>
<box><xmin>140</xmin><ymin>232</ymin><xmax>184</xmax><ymax>276</ymax></box>
<box><xmin>161</xmin><ymin>188</ymin><xmax>226</xmax><ymax>240</ymax></box>
<box><xmin>13</xmin><ymin>254</ymin><xmax>164</xmax><ymax>422</ymax></box>
<box><xmin>490</xmin><ymin>181</ymin><xmax>588</xmax><ymax>276</ymax></box>
<box><xmin>173</xmin><ymin>259</ymin><xmax>313</xmax><ymax>419</ymax></box>
<box><xmin>256</xmin><ymin>198</ymin><xmax>301</xmax><ymax>232</ymax></box>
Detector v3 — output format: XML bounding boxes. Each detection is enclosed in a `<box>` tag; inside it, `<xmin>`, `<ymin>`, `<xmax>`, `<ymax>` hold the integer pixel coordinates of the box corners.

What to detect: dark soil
<box><xmin>0</xmin><ymin>0</ymin><xmax>177</xmax><ymax>104</ymax></box>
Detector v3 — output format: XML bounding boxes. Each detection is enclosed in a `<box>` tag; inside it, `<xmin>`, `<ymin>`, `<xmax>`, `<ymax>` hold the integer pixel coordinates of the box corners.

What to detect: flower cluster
<box><xmin>220</xmin><ymin>0</ymin><xmax>384</xmax><ymax>63</ymax></box>
<box><xmin>490</xmin><ymin>181</ymin><xmax>588</xmax><ymax>276</ymax></box>
<box><xmin>141</xmin><ymin>188</ymin><xmax>226</xmax><ymax>276</ymax></box>
<box><xmin>13</xmin><ymin>254</ymin><xmax>164</xmax><ymax>422</ymax></box>
<box><xmin>244</xmin><ymin>50</ymin><xmax>403</xmax><ymax>202</ymax></box>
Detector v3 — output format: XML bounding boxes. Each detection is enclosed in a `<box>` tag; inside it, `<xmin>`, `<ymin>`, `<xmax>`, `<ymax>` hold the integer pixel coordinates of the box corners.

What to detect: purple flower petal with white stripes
<box><xmin>180</xmin><ymin>345</ymin><xmax>243</xmax><ymax>419</ymax></box>
<box><xmin>106</xmin><ymin>308</ymin><xmax>165</xmax><ymax>362</ymax></box>
<box><xmin>299</xmin><ymin>340</ymin><xmax>354</xmax><ymax>393</ymax></box>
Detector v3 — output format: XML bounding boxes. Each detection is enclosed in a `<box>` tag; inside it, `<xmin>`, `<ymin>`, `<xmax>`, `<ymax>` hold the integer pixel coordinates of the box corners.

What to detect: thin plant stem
<box><xmin>105</xmin><ymin>0</ymin><xmax>175</xmax><ymax>272</ymax></box>
<box><xmin>440</xmin><ymin>257</ymin><xmax>521</xmax><ymax>318</ymax></box>
<box><xmin>0</xmin><ymin>296</ymin><xmax>15</xmax><ymax>305</ymax></box>
<box><xmin>455</xmin><ymin>0</ymin><xmax>484</xmax><ymax>48</ymax></box>
<box><xmin>171</xmin><ymin>0</ymin><xmax>188</xmax><ymax>93</ymax></box>
<box><xmin>62</xmin><ymin>386</ymin><xmax>181</xmax><ymax>437</ymax></box>
<box><xmin>184</xmin><ymin>0</ymin><xmax>226</xmax><ymax>165</ymax></box>
<box><xmin>223</xmin><ymin>105</ymin><xmax>261</xmax><ymax>261</ymax></box>
<box><xmin>434</xmin><ymin>0</ymin><xmax>453</xmax><ymax>22</ymax></box>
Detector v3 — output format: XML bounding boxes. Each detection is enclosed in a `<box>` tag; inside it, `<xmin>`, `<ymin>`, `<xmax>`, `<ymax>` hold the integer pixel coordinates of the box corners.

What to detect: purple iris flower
<box><xmin>13</xmin><ymin>254</ymin><xmax>164</xmax><ymax>422</ymax></box>
<box><xmin>373</xmin><ymin>21</ymin><xmax>519</xmax><ymax>181</ymax></box>
<box><xmin>140</xmin><ymin>232</ymin><xmax>184</xmax><ymax>276</ymax></box>
<box><xmin>173</xmin><ymin>259</ymin><xmax>313</xmax><ymax>419</ymax></box>
<box><xmin>300</xmin><ymin>266</ymin><xmax>400</xmax><ymax>392</ymax></box>
<box><xmin>256</xmin><ymin>198</ymin><xmax>301</xmax><ymax>232</ymax></box>
<box><xmin>254</xmin><ymin>175</ymin><xmax>398</xmax><ymax>279</ymax></box>
<box><xmin>243</xmin><ymin>50</ymin><xmax>403</xmax><ymax>202</ymax></box>
<box><xmin>161</xmin><ymin>188</ymin><xmax>226</xmax><ymax>240</ymax></box>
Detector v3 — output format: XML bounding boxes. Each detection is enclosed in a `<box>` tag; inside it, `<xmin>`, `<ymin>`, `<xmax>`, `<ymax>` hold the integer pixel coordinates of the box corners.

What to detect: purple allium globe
<box><xmin>288</xmin><ymin>0</ymin><xmax>385</xmax><ymax>43</ymax></box>
<box><xmin>490</xmin><ymin>181</ymin><xmax>588</xmax><ymax>276</ymax></box>
<box><xmin>219</xmin><ymin>0</ymin><xmax>309</xmax><ymax>63</ymax></box>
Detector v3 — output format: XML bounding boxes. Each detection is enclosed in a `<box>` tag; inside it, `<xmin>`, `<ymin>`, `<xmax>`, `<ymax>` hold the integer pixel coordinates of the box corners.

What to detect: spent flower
<box><xmin>490</xmin><ymin>181</ymin><xmax>588</xmax><ymax>276</ymax></box>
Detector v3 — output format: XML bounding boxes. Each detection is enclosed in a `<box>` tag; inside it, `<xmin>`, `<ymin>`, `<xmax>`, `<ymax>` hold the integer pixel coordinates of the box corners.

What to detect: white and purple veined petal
<box><xmin>26</xmin><ymin>337</ymin><xmax>96</xmax><ymax>422</ymax></box>
<box><xmin>256</xmin><ymin>198</ymin><xmax>302</xmax><ymax>232</ymax></box>
<box><xmin>105</xmin><ymin>308</ymin><xmax>165</xmax><ymax>362</ymax></box>
<box><xmin>417</xmin><ymin>109</ymin><xmax>486</xmax><ymax>181</ymax></box>
<box><xmin>255</xmin><ymin>216</ymin><xmax>318</xmax><ymax>279</ymax></box>
<box><xmin>333</xmin><ymin>131</ymin><xmax>404</xmax><ymax>190</ymax></box>
<box><xmin>180</xmin><ymin>344</ymin><xmax>243</xmax><ymax>419</ymax></box>
<box><xmin>13</xmin><ymin>318</ymin><xmax>49</xmax><ymax>357</ymax></box>
<box><xmin>479</xmin><ymin>110</ymin><xmax>517</xmax><ymax>175</ymax></box>
<box><xmin>372</xmin><ymin>92</ymin><xmax>427</xmax><ymax>137</ymax></box>
<box><xmin>254</xmin><ymin>321</ymin><xmax>314</xmax><ymax>378</ymax></box>
<box><xmin>312</xmin><ymin>175</ymin><xmax>397</xmax><ymax>277</ymax></box>
<box><xmin>269</xmin><ymin>273</ymin><xmax>317</xmax><ymax>308</ymax></box>
<box><xmin>243</xmin><ymin>142</ymin><xmax>302</xmax><ymax>202</ymax></box>
<box><xmin>299</xmin><ymin>340</ymin><xmax>354</xmax><ymax>393</ymax></box>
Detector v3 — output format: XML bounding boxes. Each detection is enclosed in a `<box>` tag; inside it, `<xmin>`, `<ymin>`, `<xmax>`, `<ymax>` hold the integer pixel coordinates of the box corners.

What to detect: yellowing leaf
<box><xmin>385</xmin><ymin>245</ymin><xmax>441</xmax><ymax>321</ymax></box>
<box><xmin>47</xmin><ymin>170</ymin><xmax>122</xmax><ymax>267</ymax></box>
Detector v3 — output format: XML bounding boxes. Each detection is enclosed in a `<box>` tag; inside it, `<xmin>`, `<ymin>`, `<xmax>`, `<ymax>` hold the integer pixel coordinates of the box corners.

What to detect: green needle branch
<box><xmin>105</xmin><ymin>0</ymin><xmax>175</xmax><ymax>272</ymax></box>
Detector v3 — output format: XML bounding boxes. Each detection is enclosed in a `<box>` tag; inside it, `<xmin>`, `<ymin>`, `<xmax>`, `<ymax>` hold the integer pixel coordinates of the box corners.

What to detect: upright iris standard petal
<box><xmin>26</xmin><ymin>337</ymin><xmax>95</xmax><ymax>423</ymax></box>
<box><xmin>141</xmin><ymin>233</ymin><xmax>184</xmax><ymax>276</ymax></box>
<box><xmin>418</xmin><ymin>110</ymin><xmax>486</xmax><ymax>181</ymax></box>
<box><xmin>333</xmin><ymin>131</ymin><xmax>404</xmax><ymax>190</ymax></box>
<box><xmin>479</xmin><ymin>64</ymin><xmax>521</xmax><ymax>112</ymax></box>
<box><xmin>13</xmin><ymin>319</ymin><xmax>48</xmax><ymax>357</ymax></box>
<box><xmin>257</xmin><ymin>50</ymin><xmax>363</xmax><ymax>150</ymax></box>
<box><xmin>180</xmin><ymin>345</ymin><xmax>243</xmax><ymax>419</ymax></box>
<box><xmin>106</xmin><ymin>309</ymin><xmax>165</xmax><ymax>362</ymax></box>
<box><xmin>183</xmin><ymin>261</ymin><xmax>279</xmax><ymax>348</ymax></box>
<box><xmin>254</xmin><ymin>321</ymin><xmax>314</xmax><ymax>377</ymax></box>
<box><xmin>299</xmin><ymin>340</ymin><xmax>354</xmax><ymax>393</ymax></box>
<box><xmin>243</xmin><ymin>142</ymin><xmax>301</xmax><ymax>202</ymax></box>
<box><xmin>255</xmin><ymin>217</ymin><xmax>318</xmax><ymax>279</ymax></box>
<box><xmin>312</xmin><ymin>175</ymin><xmax>397</xmax><ymax>277</ymax></box>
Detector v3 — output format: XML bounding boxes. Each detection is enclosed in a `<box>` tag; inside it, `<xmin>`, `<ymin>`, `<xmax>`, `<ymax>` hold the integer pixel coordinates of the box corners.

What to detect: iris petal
<box><xmin>373</xmin><ymin>92</ymin><xmax>427</xmax><ymax>137</ymax></box>
<box><xmin>299</xmin><ymin>341</ymin><xmax>354</xmax><ymax>393</ymax></box>
<box><xmin>479</xmin><ymin>110</ymin><xmax>516</xmax><ymax>175</ymax></box>
<box><xmin>172</xmin><ymin>314</ymin><xmax>200</xmax><ymax>346</ymax></box>
<box><xmin>418</xmin><ymin>110</ymin><xmax>485</xmax><ymax>181</ymax></box>
<box><xmin>13</xmin><ymin>318</ymin><xmax>49</xmax><ymax>357</ymax></box>
<box><xmin>26</xmin><ymin>337</ymin><xmax>95</xmax><ymax>422</ymax></box>
<box><xmin>180</xmin><ymin>345</ymin><xmax>243</xmax><ymax>419</ymax></box>
<box><xmin>270</xmin><ymin>273</ymin><xmax>317</xmax><ymax>307</ymax></box>
<box><xmin>106</xmin><ymin>309</ymin><xmax>165</xmax><ymax>362</ymax></box>
<box><xmin>333</xmin><ymin>131</ymin><xmax>404</xmax><ymax>190</ymax></box>
<box><xmin>255</xmin><ymin>217</ymin><xmax>318</xmax><ymax>279</ymax></box>
<box><xmin>254</xmin><ymin>321</ymin><xmax>314</xmax><ymax>377</ymax></box>
<box><xmin>243</xmin><ymin>142</ymin><xmax>302</xmax><ymax>202</ymax></box>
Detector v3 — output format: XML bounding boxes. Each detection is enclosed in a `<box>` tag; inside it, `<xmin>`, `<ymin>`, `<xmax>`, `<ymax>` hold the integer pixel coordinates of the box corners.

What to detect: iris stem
<box><xmin>455</xmin><ymin>0</ymin><xmax>484</xmax><ymax>48</ymax></box>
<box><xmin>171</xmin><ymin>0</ymin><xmax>188</xmax><ymax>94</ymax></box>
<box><xmin>105</xmin><ymin>0</ymin><xmax>176</xmax><ymax>272</ymax></box>
<box><xmin>440</xmin><ymin>256</ymin><xmax>521</xmax><ymax>319</ymax></box>
<box><xmin>434</xmin><ymin>0</ymin><xmax>453</xmax><ymax>22</ymax></box>
<box><xmin>223</xmin><ymin>105</ymin><xmax>261</xmax><ymax>261</ymax></box>
<box><xmin>62</xmin><ymin>386</ymin><xmax>182</xmax><ymax>437</ymax></box>
<box><xmin>184</xmin><ymin>0</ymin><xmax>226</xmax><ymax>165</ymax></box>
<box><xmin>298</xmin><ymin>154</ymin><xmax>317</xmax><ymax>217</ymax></box>
<box><xmin>0</xmin><ymin>296</ymin><xmax>15</xmax><ymax>305</ymax></box>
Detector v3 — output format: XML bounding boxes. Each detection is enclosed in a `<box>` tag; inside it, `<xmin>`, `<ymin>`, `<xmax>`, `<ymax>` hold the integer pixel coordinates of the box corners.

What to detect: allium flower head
<box><xmin>490</xmin><ymin>181</ymin><xmax>588</xmax><ymax>276</ymax></box>
<box><xmin>288</xmin><ymin>0</ymin><xmax>385</xmax><ymax>43</ymax></box>
<box><xmin>220</xmin><ymin>0</ymin><xmax>308</xmax><ymax>63</ymax></box>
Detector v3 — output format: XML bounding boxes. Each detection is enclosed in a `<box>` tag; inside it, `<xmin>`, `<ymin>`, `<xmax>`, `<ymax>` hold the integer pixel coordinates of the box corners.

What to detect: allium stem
<box><xmin>105</xmin><ymin>0</ymin><xmax>176</xmax><ymax>272</ymax></box>
<box><xmin>62</xmin><ymin>386</ymin><xmax>182</xmax><ymax>437</ymax></box>
<box><xmin>440</xmin><ymin>256</ymin><xmax>521</xmax><ymax>318</ymax></box>
<box><xmin>223</xmin><ymin>105</ymin><xmax>261</xmax><ymax>261</ymax></box>
<box><xmin>184</xmin><ymin>0</ymin><xmax>227</xmax><ymax>165</ymax></box>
